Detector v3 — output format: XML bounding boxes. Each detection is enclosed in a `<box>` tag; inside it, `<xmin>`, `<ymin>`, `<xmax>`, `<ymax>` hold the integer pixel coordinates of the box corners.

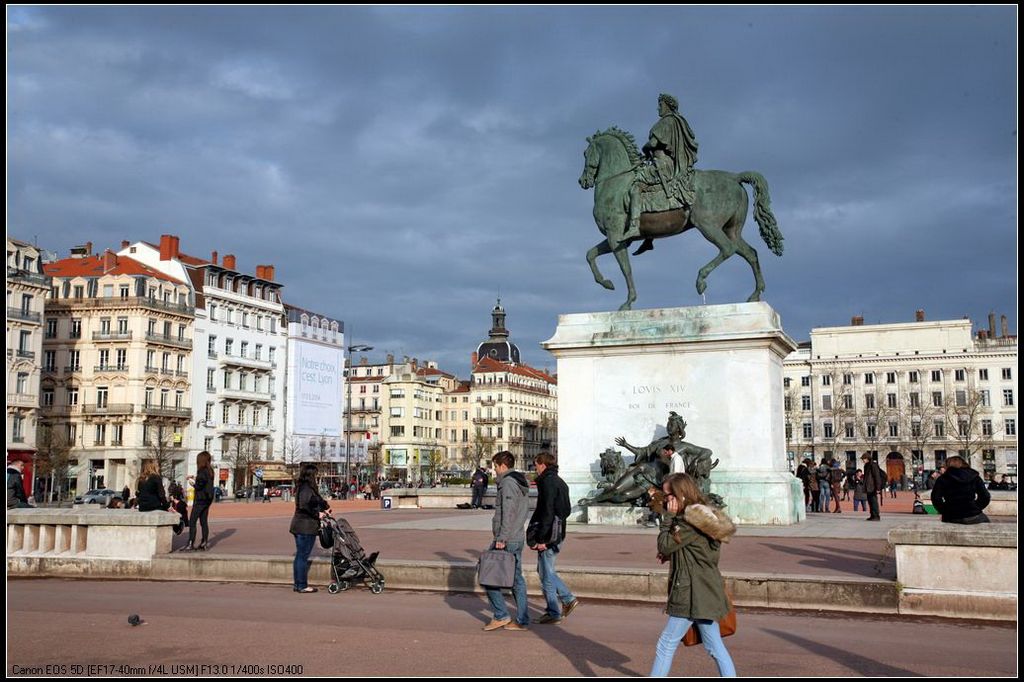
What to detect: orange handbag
<box><xmin>682</xmin><ymin>595</ymin><xmax>736</xmax><ymax>647</ymax></box>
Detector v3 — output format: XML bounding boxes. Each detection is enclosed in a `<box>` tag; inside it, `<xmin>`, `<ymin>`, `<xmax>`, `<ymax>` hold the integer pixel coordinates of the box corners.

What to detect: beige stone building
<box><xmin>7</xmin><ymin>237</ymin><xmax>51</xmax><ymax>485</ymax></box>
<box><xmin>40</xmin><ymin>245</ymin><xmax>195</xmax><ymax>494</ymax></box>
<box><xmin>783</xmin><ymin>311</ymin><xmax>1018</xmax><ymax>485</ymax></box>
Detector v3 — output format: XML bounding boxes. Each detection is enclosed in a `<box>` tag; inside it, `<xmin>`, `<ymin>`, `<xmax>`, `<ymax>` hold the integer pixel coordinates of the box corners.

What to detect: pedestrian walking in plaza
<box><xmin>930</xmin><ymin>454</ymin><xmax>991</xmax><ymax>524</ymax></box>
<box><xmin>852</xmin><ymin>470</ymin><xmax>868</xmax><ymax>513</ymax></box>
<box><xmin>861</xmin><ymin>454</ymin><xmax>883</xmax><ymax>521</ymax></box>
<box><xmin>829</xmin><ymin>460</ymin><xmax>844</xmax><ymax>513</ymax></box>
<box><xmin>470</xmin><ymin>466</ymin><xmax>489</xmax><ymax>508</ymax></box>
<box><xmin>807</xmin><ymin>463</ymin><xmax>820</xmax><ymax>512</ymax></box>
<box><xmin>289</xmin><ymin>463</ymin><xmax>330</xmax><ymax>593</ymax></box>
<box><xmin>816</xmin><ymin>459</ymin><xmax>832</xmax><ymax>514</ymax></box>
<box><xmin>136</xmin><ymin>460</ymin><xmax>169</xmax><ymax>512</ymax></box>
<box><xmin>184</xmin><ymin>451</ymin><xmax>215</xmax><ymax>552</ymax></box>
<box><xmin>527</xmin><ymin>452</ymin><xmax>579</xmax><ymax>625</ymax></box>
<box><xmin>482</xmin><ymin>451</ymin><xmax>530</xmax><ymax>631</ymax></box>
<box><xmin>795</xmin><ymin>459</ymin><xmax>812</xmax><ymax>511</ymax></box>
<box><xmin>650</xmin><ymin>472</ymin><xmax>737</xmax><ymax>677</ymax></box>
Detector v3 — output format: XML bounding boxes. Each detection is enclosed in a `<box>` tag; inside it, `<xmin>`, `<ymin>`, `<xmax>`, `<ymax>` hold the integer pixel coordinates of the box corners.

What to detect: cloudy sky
<box><xmin>8</xmin><ymin>6</ymin><xmax>1017</xmax><ymax>375</ymax></box>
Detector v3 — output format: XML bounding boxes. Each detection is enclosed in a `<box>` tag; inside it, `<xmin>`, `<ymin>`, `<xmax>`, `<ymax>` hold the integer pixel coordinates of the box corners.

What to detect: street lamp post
<box><xmin>345</xmin><ymin>342</ymin><xmax>373</xmax><ymax>497</ymax></box>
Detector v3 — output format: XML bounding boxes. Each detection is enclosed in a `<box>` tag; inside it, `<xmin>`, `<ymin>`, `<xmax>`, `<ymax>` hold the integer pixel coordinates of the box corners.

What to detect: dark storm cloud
<box><xmin>8</xmin><ymin>6</ymin><xmax>1017</xmax><ymax>373</ymax></box>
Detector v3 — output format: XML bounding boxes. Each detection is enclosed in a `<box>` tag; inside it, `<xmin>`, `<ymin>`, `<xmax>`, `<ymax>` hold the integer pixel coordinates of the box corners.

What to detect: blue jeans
<box><xmin>484</xmin><ymin>541</ymin><xmax>528</xmax><ymax>625</ymax></box>
<box><xmin>537</xmin><ymin>545</ymin><xmax>575</xmax><ymax>618</ymax></box>
<box><xmin>818</xmin><ymin>483</ymin><xmax>831</xmax><ymax>512</ymax></box>
<box><xmin>651</xmin><ymin>616</ymin><xmax>736</xmax><ymax>677</ymax></box>
<box><xmin>853</xmin><ymin>498</ymin><xmax>867</xmax><ymax>512</ymax></box>
<box><xmin>293</xmin><ymin>533</ymin><xmax>316</xmax><ymax>590</ymax></box>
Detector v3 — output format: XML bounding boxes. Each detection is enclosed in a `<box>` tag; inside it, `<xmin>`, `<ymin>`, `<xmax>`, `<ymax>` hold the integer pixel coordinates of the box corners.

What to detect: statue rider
<box><xmin>624</xmin><ymin>93</ymin><xmax>699</xmax><ymax>253</ymax></box>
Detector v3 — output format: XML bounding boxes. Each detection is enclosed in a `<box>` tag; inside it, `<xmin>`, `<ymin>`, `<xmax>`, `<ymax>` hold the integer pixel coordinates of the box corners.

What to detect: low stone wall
<box><xmin>6</xmin><ymin>508</ymin><xmax>180</xmax><ymax>567</ymax></box>
<box><xmin>381</xmin><ymin>487</ymin><xmax>537</xmax><ymax>510</ymax></box>
<box><xmin>986</xmin><ymin>491</ymin><xmax>1016</xmax><ymax>517</ymax></box>
<box><xmin>889</xmin><ymin>524</ymin><xmax>1017</xmax><ymax>621</ymax></box>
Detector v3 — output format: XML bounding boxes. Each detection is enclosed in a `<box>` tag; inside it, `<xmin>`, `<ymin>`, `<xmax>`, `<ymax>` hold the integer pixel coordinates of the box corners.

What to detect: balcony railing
<box><xmin>218</xmin><ymin>353</ymin><xmax>272</xmax><ymax>370</ymax></box>
<box><xmin>145</xmin><ymin>332</ymin><xmax>192</xmax><ymax>349</ymax></box>
<box><xmin>7</xmin><ymin>393</ymin><xmax>38</xmax><ymax>408</ymax></box>
<box><xmin>48</xmin><ymin>296</ymin><xmax>194</xmax><ymax>316</ymax></box>
<box><xmin>82</xmin><ymin>404</ymin><xmax>135</xmax><ymax>415</ymax></box>
<box><xmin>94</xmin><ymin>365</ymin><xmax>129</xmax><ymax>373</ymax></box>
<box><xmin>7</xmin><ymin>307</ymin><xmax>42</xmax><ymax>324</ymax></box>
<box><xmin>92</xmin><ymin>331</ymin><xmax>133</xmax><ymax>341</ymax></box>
<box><xmin>140</xmin><ymin>405</ymin><xmax>193</xmax><ymax>419</ymax></box>
<box><xmin>218</xmin><ymin>387</ymin><xmax>272</xmax><ymax>402</ymax></box>
<box><xmin>216</xmin><ymin>423</ymin><xmax>272</xmax><ymax>435</ymax></box>
<box><xmin>7</xmin><ymin>267</ymin><xmax>51</xmax><ymax>287</ymax></box>
<box><xmin>9</xmin><ymin>349</ymin><xmax>36</xmax><ymax>360</ymax></box>
<box><xmin>472</xmin><ymin>417</ymin><xmax>503</xmax><ymax>425</ymax></box>
<box><xmin>175</xmin><ymin>370</ymin><xmax>189</xmax><ymax>379</ymax></box>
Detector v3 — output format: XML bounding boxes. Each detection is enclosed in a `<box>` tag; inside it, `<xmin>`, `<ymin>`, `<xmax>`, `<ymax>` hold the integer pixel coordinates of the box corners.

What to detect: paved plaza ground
<box><xmin>7</xmin><ymin>489</ymin><xmax>1017</xmax><ymax>677</ymax></box>
<box><xmin>6</xmin><ymin>579</ymin><xmax>1017</xmax><ymax>677</ymax></box>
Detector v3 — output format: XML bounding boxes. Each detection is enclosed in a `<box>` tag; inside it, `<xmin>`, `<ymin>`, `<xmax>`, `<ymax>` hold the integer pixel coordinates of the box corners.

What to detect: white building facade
<box><xmin>783</xmin><ymin>312</ymin><xmax>1018</xmax><ymax>485</ymax></box>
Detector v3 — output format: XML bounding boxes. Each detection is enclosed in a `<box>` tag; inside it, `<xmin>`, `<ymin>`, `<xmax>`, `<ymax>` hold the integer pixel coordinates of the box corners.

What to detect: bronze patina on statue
<box><xmin>578</xmin><ymin>411</ymin><xmax>723</xmax><ymax>508</ymax></box>
<box><xmin>578</xmin><ymin>93</ymin><xmax>784</xmax><ymax>311</ymax></box>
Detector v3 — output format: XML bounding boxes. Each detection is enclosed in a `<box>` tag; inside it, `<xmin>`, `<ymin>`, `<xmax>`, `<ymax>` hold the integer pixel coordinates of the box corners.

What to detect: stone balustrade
<box><xmin>985</xmin><ymin>490</ymin><xmax>1016</xmax><ymax>516</ymax></box>
<box><xmin>381</xmin><ymin>487</ymin><xmax>537</xmax><ymax>510</ymax></box>
<box><xmin>6</xmin><ymin>508</ymin><xmax>180</xmax><ymax>567</ymax></box>
<box><xmin>889</xmin><ymin>523</ymin><xmax>1017</xmax><ymax>621</ymax></box>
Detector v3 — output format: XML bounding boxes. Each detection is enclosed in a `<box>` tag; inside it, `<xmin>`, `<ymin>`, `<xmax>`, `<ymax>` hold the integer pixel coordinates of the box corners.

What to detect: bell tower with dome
<box><xmin>475</xmin><ymin>299</ymin><xmax>521</xmax><ymax>364</ymax></box>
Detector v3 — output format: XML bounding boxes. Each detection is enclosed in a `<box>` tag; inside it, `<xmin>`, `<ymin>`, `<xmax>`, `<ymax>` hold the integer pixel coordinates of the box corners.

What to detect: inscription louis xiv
<box><xmin>627</xmin><ymin>383</ymin><xmax>692</xmax><ymax>411</ymax></box>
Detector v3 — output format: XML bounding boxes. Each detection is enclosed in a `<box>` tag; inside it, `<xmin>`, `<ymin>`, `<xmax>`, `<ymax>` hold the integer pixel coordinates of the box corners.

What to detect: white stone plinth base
<box><xmin>583</xmin><ymin>504</ymin><xmax>649</xmax><ymax>526</ymax></box>
<box><xmin>544</xmin><ymin>302</ymin><xmax>803</xmax><ymax>525</ymax></box>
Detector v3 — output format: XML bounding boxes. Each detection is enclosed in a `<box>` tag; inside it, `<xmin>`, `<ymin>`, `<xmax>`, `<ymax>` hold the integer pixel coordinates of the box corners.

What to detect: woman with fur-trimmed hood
<box><xmin>649</xmin><ymin>472</ymin><xmax>737</xmax><ymax>677</ymax></box>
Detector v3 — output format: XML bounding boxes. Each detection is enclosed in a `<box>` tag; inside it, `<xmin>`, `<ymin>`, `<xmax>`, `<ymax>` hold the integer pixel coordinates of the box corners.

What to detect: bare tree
<box><xmin>816</xmin><ymin>365</ymin><xmax>857</xmax><ymax>466</ymax></box>
<box><xmin>282</xmin><ymin>435</ymin><xmax>304</xmax><ymax>481</ymax></box>
<box><xmin>220</xmin><ymin>436</ymin><xmax>260</xmax><ymax>490</ymax></box>
<box><xmin>859</xmin><ymin>385</ymin><xmax>893</xmax><ymax>469</ymax></box>
<box><xmin>945</xmin><ymin>387</ymin><xmax>998</xmax><ymax>473</ymax></box>
<box><xmin>34</xmin><ymin>424</ymin><xmax>73</xmax><ymax>502</ymax></box>
<box><xmin>471</xmin><ymin>428</ymin><xmax>497</xmax><ymax>469</ymax></box>
<box><xmin>783</xmin><ymin>382</ymin><xmax>802</xmax><ymax>468</ymax></box>
<box><xmin>146</xmin><ymin>427</ymin><xmax>185</xmax><ymax>483</ymax></box>
<box><xmin>899</xmin><ymin>385</ymin><xmax>941</xmax><ymax>483</ymax></box>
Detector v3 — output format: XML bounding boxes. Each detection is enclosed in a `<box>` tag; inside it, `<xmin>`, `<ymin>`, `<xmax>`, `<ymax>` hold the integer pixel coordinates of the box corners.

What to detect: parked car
<box><xmin>267</xmin><ymin>486</ymin><xmax>283</xmax><ymax>497</ymax></box>
<box><xmin>74</xmin><ymin>488</ymin><xmax>118</xmax><ymax>505</ymax></box>
<box><xmin>234</xmin><ymin>486</ymin><xmax>253</xmax><ymax>499</ymax></box>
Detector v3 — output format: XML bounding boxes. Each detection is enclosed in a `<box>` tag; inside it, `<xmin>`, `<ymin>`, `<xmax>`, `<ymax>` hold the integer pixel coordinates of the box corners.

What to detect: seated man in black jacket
<box><xmin>930</xmin><ymin>454</ymin><xmax>991</xmax><ymax>524</ymax></box>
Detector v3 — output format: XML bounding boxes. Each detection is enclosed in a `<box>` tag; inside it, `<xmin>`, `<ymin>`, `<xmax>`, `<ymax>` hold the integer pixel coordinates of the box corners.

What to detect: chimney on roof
<box><xmin>359</xmin><ymin>357</ymin><xmax>369</xmax><ymax>366</ymax></box>
<box><xmin>471</xmin><ymin>351</ymin><xmax>478</xmax><ymax>365</ymax></box>
<box><xmin>171</xmin><ymin>235</ymin><xmax>180</xmax><ymax>259</ymax></box>
<box><xmin>989</xmin><ymin>313</ymin><xmax>997</xmax><ymax>338</ymax></box>
<box><xmin>411</xmin><ymin>358</ymin><xmax>418</xmax><ymax>369</ymax></box>
<box><xmin>1001</xmin><ymin>315</ymin><xmax>1009</xmax><ymax>338</ymax></box>
<box><xmin>255</xmin><ymin>265</ymin><xmax>265</xmax><ymax>279</ymax></box>
<box><xmin>386</xmin><ymin>354</ymin><xmax>395</xmax><ymax>365</ymax></box>
<box><xmin>264</xmin><ymin>265</ymin><xmax>274</xmax><ymax>281</ymax></box>
<box><xmin>159</xmin><ymin>234</ymin><xmax>180</xmax><ymax>261</ymax></box>
<box><xmin>978</xmin><ymin>329</ymin><xmax>988</xmax><ymax>341</ymax></box>
<box><xmin>851</xmin><ymin>316</ymin><xmax>864</xmax><ymax>326</ymax></box>
<box><xmin>223</xmin><ymin>254</ymin><xmax>236</xmax><ymax>270</ymax></box>
<box><xmin>103</xmin><ymin>249</ymin><xmax>118</xmax><ymax>273</ymax></box>
<box><xmin>121</xmin><ymin>240</ymin><xmax>130</xmax><ymax>249</ymax></box>
<box><xmin>915</xmin><ymin>309</ymin><xmax>925</xmax><ymax>322</ymax></box>
<box><xmin>210</xmin><ymin>250</ymin><xmax>218</xmax><ymax>265</ymax></box>
<box><xmin>85</xmin><ymin>241</ymin><xmax>93</xmax><ymax>256</ymax></box>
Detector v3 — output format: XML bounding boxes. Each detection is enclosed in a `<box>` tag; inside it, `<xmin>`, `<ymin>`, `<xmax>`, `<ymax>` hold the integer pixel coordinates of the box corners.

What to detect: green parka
<box><xmin>657</xmin><ymin>503</ymin><xmax>736</xmax><ymax>620</ymax></box>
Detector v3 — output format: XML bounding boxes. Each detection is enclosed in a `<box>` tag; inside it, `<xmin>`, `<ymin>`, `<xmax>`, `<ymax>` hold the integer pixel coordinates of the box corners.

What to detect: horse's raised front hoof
<box><xmin>600</xmin><ymin>278</ymin><xmax>615</xmax><ymax>290</ymax></box>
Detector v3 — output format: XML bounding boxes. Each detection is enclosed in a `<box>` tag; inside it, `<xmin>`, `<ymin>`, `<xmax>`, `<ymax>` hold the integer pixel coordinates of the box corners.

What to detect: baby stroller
<box><xmin>321</xmin><ymin>512</ymin><xmax>385</xmax><ymax>594</ymax></box>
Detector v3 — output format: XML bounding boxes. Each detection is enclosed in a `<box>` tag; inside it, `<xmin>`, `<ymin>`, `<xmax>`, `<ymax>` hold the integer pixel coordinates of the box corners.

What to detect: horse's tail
<box><xmin>736</xmin><ymin>171</ymin><xmax>783</xmax><ymax>256</ymax></box>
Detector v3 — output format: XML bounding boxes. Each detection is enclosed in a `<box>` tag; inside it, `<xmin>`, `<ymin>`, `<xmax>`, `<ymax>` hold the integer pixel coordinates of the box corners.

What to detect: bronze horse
<box><xmin>578</xmin><ymin>127</ymin><xmax>783</xmax><ymax>310</ymax></box>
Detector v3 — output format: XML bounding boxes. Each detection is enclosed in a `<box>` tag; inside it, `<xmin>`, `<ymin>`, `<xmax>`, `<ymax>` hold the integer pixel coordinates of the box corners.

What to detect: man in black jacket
<box><xmin>527</xmin><ymin>452</ymin><xmax>578</xmax><ymax>625</ymax></box>
<box><xmin>6</xmin><ymin>459</ymin><xmax>32</xmax><ymax>509</ymax></box>
<box><xmin>860</xmin><ymin>453</ymin><xmax>883</xmax><ymax>521</ymax></box>
<box><xmin>471</xmin><ymin>467</ymin><xmax>489</xmax><ymax>509</ymax></box>
<box><xmin>931</xmin><ymin>454</ymin><xmax>991</xmax><ymax>524</ymax></box>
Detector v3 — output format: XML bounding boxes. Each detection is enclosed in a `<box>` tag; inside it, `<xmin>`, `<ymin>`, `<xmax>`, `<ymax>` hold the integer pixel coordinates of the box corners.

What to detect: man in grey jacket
<box><xmin>483</xmin><ymin>450</ymin><xmax>531</xmax><ymax>631</ymax></box>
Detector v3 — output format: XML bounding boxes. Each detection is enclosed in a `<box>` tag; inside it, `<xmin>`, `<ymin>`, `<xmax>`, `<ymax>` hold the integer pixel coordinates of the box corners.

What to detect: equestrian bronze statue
<box><xmin>578</xmin><ymin>93</ymin><xmax>784</xmax><ymax>311</ymax></box>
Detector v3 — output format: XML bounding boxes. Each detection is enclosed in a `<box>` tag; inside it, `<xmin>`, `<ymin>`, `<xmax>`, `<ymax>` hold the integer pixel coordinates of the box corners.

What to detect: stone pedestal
<box><xmin>543</xmin><ymin>302</ymin><xmax>803</xmax><ymax>525</ymax></box>
<box><xmin>583</xmin><ymin>504</ymin><xmax>648</xmax><ymax>526</ymax></box>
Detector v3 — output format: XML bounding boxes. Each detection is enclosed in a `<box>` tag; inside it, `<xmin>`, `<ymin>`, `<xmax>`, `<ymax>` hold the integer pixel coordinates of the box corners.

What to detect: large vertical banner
<box><xmin>292</xmin><ymin>340</ymin><xmax>343</xmax><ymax>436</ymax></box>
